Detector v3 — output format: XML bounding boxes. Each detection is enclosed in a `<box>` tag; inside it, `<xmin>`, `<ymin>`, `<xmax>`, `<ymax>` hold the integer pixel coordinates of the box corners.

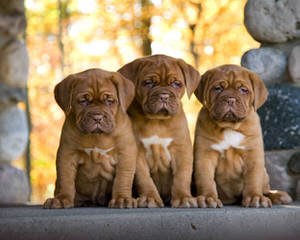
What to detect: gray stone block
<box><xmin>0</xmin><ymin>105</ymin><xmax>28</xmax><ymax>163</ymax></box>
<box><xmin>265</xmin><ymin>149</ymin><xmax>300</xmax><ymax>198</ymax></box>
<box><xmin>288</xmin><ymin>45</ymin><xmax>300</xmax><ymax>85</ymax></box>
<box><xmin>1</xmin><ymin>204</ymin><xmax>300</xmax><ymax>240</ymax></box>
<box><xmin>0</xmin><ymin>164</ymin><xmax>29</xmax><ymax>204</ymax></box>
<box><xmin>0</xmin><ymin>13</ymin><xmax>26</xmax><ymax>37</ymax></box>
<box><xmin>0</xmin><ymin>0</ymin><xmax>25</xmax><ymax>14</ymax></box>
<box><xmin>0</xmin><ymin>39</ymin><xmax>29</xmax><ymax>88</ymax></box>
<box><xmin>244</xmin><ymin>0</ymin><xmax>300</xmax><ymax>43</ymax></box>
<box><xmin>0</xmin><ymin>82</ymin><xmax>25</xmax><ymax>106</ymax></box>
<box><xmin>262</xmin><ymin>39</ymin><xmax>300</xmax><ymax>57</ymax></box>
<box><xmin>257</xmin><ymin>84</ymin><xmax>300</xmax><ymax>150</ymax></box>
<box><xmin>241</xmin><ymin>47</ymin><xmax>287</xmax><ymax>85</ymax></box>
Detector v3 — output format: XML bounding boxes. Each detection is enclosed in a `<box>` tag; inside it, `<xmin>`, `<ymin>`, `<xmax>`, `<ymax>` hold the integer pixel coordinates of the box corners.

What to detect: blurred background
<box><xmin>14</xmin><ymin>0</ymin><xmax>259</xmax><ymax>203</ymax></box>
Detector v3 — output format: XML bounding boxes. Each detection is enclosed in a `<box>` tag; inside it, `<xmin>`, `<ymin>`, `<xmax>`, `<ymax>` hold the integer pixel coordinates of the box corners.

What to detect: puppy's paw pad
<box><xmin>242</xmin><ymin>195</ymin><xmax>272</xmax><ymax>208</ymax></box>
<box><xmin>43</xmin><ymin>197</ymin><xmax>74</xmax><ymax>209</ymax></box>
<box><xmin>196</xmin><ymin>195</ymin><xmax>223</xmax><ymax>208</ymax></box>
<box><xmin>171</xmin><ymin>197</ymin><xmax>198</xmax><ymax>208</ymax></box>
<box><xmin>108</xmin><ymin>197</ymin><xmax>137</xmax><ymax>208</ymax></box>
<box><xmin>137</xmin><ymin>196</ymin><xmax>164</xmax><ymax>208</ymax></box>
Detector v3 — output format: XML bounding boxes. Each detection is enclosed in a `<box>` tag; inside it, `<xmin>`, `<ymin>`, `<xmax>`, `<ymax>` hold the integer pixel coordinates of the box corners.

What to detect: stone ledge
<box><xmin>0</xmin><ymin>203</ymin><xmax>300</xmax><ymax>240</ymax></box>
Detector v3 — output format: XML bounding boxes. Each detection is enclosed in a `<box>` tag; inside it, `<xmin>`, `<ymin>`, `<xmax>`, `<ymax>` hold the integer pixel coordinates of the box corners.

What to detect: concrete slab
<box><xmin>0</xmin><ymin>203</ymin><xmax>300</xmax><ymax>240</ymax></box>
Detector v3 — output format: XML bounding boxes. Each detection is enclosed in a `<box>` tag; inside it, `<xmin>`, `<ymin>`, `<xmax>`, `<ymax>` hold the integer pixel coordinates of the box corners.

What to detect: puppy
<box><xmin>43</xmin><ymin>68</ymin><xmax>137</xmax><ymax>209</ymax></box>
<box><xmin>193</xmin><ymin>64</ymin><xmax>292</xmax><ymax>208</ymax></box>
<box><xmin>118</xmin><ymin>54</ymin><xmax>200</xmax><ymax>208</ymax></box>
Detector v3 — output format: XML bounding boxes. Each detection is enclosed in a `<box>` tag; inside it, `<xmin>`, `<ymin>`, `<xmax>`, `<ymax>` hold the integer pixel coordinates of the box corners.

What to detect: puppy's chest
<box><xmin>211</xmin><ymin>129</ymin><xmax>246</xmax><ymax>178</ymax></box>
<box><xmin>211</xmin><ymin>129</ymin><xmax>246</xmax><ymax>156</ymax></box>
<box><xmin>77</xmin><ymin>146</ymin><xmax>117</xmax><ymax>181</ymax></box>
<box><xmin>140</xmin><ymin>135</ymin><xmax>175</xmax><ymax>173</ymax></box>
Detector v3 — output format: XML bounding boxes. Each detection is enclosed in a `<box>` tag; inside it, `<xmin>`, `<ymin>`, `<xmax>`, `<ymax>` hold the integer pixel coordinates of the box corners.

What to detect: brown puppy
<box><xmin>43</xmin><ymin>68</ymin><xmax>137</xmax><ymax>209</ymax></box>
<box><xmin>118</xmin><ymin>54</ymin><xmax>200</xmax><ymax>208</ymax></box>
<box><xmin>193</xmin><ymin>64</ymin><xmax>292</xmax><ymax>208</ymax></box>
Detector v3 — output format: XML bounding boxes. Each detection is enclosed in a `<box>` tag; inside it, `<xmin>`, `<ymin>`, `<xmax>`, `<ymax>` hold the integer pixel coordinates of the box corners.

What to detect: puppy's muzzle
<box><xmin>79</xmin><ymin>111</ymin><xmax>115</xmax><ymax>134</ymax></box>
<box><xmin>145</xmin><ymin>90</ymin><xmax>178</xmax><ymax>116</ymax></box>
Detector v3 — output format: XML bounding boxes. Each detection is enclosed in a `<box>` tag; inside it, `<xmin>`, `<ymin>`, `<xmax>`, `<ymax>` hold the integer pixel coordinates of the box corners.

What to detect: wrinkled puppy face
<box><xmin>118</xmin><ymin>55</ymin><xmax>201</xmax><ymax>120</ymax></box>
<box><xmin>54</xmin><ymin>69</ymin><xmax>135</xmax><ymax>134</ymax></box>
<box><xmin>195</xmin><ymin>65</ymin><xmax>268</xmax><ymax>123</ymax></box>
<box><xmin>137</xmin><ymin>62</ymin><xmax>185</xmax><ymax>119</ymax></box>
<box><xmin>73</xmin><ymin>77</ymin><xmax>118</xmax><ymax>134</ymax></box>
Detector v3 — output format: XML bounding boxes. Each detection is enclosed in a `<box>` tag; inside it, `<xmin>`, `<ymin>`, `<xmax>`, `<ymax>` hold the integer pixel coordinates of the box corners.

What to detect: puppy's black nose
<box><xmin>160</xmin><ymin>93</ymin><xmax>169</xmax><ymax>102</ymax></box>
<box><xmin>226</xmin><ymin>97</ymin><xmax>236</xmax><ymax>105</ymax></box>
<box><xmin>93</xmin><ymin>114</ymin><xmax>104</xmax><ymax>122</ymax></box>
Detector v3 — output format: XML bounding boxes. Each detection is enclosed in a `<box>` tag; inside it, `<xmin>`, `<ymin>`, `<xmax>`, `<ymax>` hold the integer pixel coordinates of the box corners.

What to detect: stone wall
<box><xmin>0</xmin><ymin>0</ymin><xmax>30</xmax><ymax>204</ymax></box>
<box><xmin>242</xmin><ymin>0</ymin><xmax>300</xmax><ymax>200</ymax></box>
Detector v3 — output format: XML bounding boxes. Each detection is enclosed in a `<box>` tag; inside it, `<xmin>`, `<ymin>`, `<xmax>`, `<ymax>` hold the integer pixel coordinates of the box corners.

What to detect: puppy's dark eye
<box><xmin>239</xmin><ymin>87</ymin><xmax>249</xmax><ymax>94</ymax></box>
<box><xmin>171</xmin><ymin>81</ymin><xmax>182</xmax><ymax>88</ymax></box>
<box><xmin>105</xmin><ymin>98</ymin><xmax>115</xmax><ymax>105</ymax></box>
<box><xmin>143</xmin><ymin>79</ymin><xmax>156</xmax><ymax>88</ymax></box>
<box><xmin>79</xmin><ymin>95</ymin><xmax>91</xmax><ymax>106</ymax></box>
<box><xmin>214</xmin><ymin>86</ymin><xmax>223</xmax><ymax>92</ymax></box>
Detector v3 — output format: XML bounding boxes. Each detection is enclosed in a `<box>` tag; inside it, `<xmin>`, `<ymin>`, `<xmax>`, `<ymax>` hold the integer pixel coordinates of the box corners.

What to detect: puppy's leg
<box><xmin>242</xmin><ymin>148</ymin><xmax>272</xmax><ymax>208</ymax></box>
<box><xmin>194</xmin><ymin>146</ymin><xmax>223</xmax><ymax>208</ymax></box>
<box><xmin>171</xmin><ymin>140</ymin><xmax>197</xmax><ymax>208</ymax></box>
<box><xmin>108</xmin><ymin>135</ymin><xmax>137</xmax><ymax>209</ymax></box>
<box><xmin>43</xmin><ymin>147</ymin><xmax>79</xmax><ymax>209</ymax></box>
<box><xmin>135</xmin><ymin>151</ymin><xmax>164</xmax><ymax>208</ymax></box>
<box><xmin>262</xmin><ymin>170</ymin><xmax>292</xmax><ymax>205</ymax></box>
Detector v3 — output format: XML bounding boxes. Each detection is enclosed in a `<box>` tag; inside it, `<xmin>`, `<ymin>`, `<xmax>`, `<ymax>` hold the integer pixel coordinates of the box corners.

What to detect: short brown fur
<box><xmin>193</xmin><ymin>64</ymin><xmax>292</xmax><ymax>208</ymax></box>
<box><xmin>118</xmin><ymin>54</ymin><xmax>201</xmax><ymax>208</ymax></box>
<box><xmin>43</xmin><ymin>68</ymin><xmax>137</xmax><ymax>209</ymax></box>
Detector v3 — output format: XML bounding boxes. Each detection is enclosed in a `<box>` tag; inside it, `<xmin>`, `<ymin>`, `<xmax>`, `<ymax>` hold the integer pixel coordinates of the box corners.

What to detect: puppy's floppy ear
<box><xmin>176</xmin><ymin>59</ymin><xmax>201</xmax><ymax>98</ymax></box>
<box><xmin>248</xmin><ymin>71</ymin><xmax>268</xmax><ymax>111</ymax></box>
<box><xmin>194</xmin><ymin>70</ymin><xmax>212</xmax><ymax>107</ymax></box>
<box><xmin>54</xmin><ymin>74</ymin><xmax>76</xmax><ymax>115</ymax></box>
<box><xmin>118</xmin><ymin>58</ymin><xmax>144</xmax><ymax>85</ymax></box>
<box><xmin>112</xmin><ymin>72</ymin><xmax>135</xmax><ymax>112</ymax></box>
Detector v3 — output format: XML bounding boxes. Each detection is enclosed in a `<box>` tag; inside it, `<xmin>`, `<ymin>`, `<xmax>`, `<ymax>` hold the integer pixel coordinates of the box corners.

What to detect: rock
<box><xmin>0</xmin><ymin>31</ymin><xmax>13</xmax><ymax>49</ymax></box>
<box><xmin>265</xmin><ymin>149</ymin><xmax>299</xmax><ymax>198</ymax></box>
<box><xmin>0</xmin><ymin>82</ymin><xmax>25</xmax><ymax>106</ymax></box>
<box><xmin>0</xmin><ymin>39</ymin><xmax>29</xmax><ymax>88</ymax></box>
<box><xmin>0</xmin><ymin>105</ymin><xmax>28</xmax><ymax>162</ymax></box>
<box><xmin>0</xmin><ymin>164</ymin><xmax>29</xmax><ymax>204</ymax></box>
<box><xmin>262</xmin><ymin>39</ymin><xmax>300</xmax><ymax>57</ymax></box>
<box><xmin>297</xmin><ymin>179</ymin><xmax>300</xmax><ymax>200</ymax></box>
<box><xmin>0</xmin><ymin>13</ymin><xmax>26</xmax><ymax>36</ymax></box>
<box><xmin>244</xmin><ymin>0</ymin><xmax>300</xmax><ymax>43</ymax></box>
<box><xmin>288</xmin><ymin>45</ymin><xmax>300</xmax><ymax>85</ymax></box>
<box><xmin>288</xmin><ymin>152</ymin><xmax>300</xmax><ymax>174</ymax></box>
<box><xmin>0</xmin><ymin>0</ymin><xmax>25</xmax><ymax>14</ymax></box>
<box><xmin>241</xmin><ymin>47</ymin><xmax>287</xmax><ymax>85</ymax></box>
<box><xmin>258</xmin><ymin>84</ymin><xmax>300</xmax><ymax>150</ymax></box>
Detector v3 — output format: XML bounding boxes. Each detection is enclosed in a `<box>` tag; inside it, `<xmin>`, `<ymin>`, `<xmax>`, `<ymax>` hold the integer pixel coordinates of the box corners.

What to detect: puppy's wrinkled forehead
<box><xmin>138</xmin><ymin>59</ymin><xmax>183</xmax><ymax>82</ymax></box>
<box><xmin>73</xmin><ymin>69</ymin><xmax>117</xmax><ymax>96</ymax></box>
<box><xmin>212</xmin><ymin>66</ymin><xmax>251</xmax><ymax>87</ymax></box>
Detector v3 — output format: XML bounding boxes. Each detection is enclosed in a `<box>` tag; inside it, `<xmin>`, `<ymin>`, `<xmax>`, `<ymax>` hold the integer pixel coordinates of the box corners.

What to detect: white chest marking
<box><xmin>211</xmin><ymin>129</ymin><xmax>245</xmax><ymax>155</ymax></box>
<box><xmin>140</xmin><ymin>135</ymin><xmax>173</xmax><ymax>160</ymax></box>
<box><xmin>84</xmin><ymin>147</ymin><xmax>115</xmax><ymax>158</ymax></box>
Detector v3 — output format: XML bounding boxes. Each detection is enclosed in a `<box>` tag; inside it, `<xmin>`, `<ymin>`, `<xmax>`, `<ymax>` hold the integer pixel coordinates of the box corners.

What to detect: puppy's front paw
<box><xmin>171</xmin><ymin>196</ymin><xmax>197</xmax><ymax>208</ymax></box>
<box><xmin>268</xmin><ymin>190</ymin><xmax>293</xmax><ymax>205</ymax></box>
<box><xmin>108</xmin><ymin>197</ymin><xmax>137</xmax><ymax>208</ymax></box>
<box><xmin>137</xmin><ymin>195</ymin><xmax>164</xmax><ymax>208</ymax></box>
<box><xmin>43</xmin><ymin>197</ymin><xmax>74</xmax><ymax>209</ymax></box>
<box><xmin>242</xmin><ymin>195</ymin><xmax>272</xmax><ymax>208</ymax></box>
<box><xmin>196</xmin><ymin>195</ymin><xmax>223</xmax><ymax>208</ymax></box>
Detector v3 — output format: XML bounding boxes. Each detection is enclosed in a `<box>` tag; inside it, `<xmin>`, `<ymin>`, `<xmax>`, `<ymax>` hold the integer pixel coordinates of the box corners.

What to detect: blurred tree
<box><xmin>140</xmin><ymin>0</ymin><xmax>153</xmax><ymax>55</ymax></box>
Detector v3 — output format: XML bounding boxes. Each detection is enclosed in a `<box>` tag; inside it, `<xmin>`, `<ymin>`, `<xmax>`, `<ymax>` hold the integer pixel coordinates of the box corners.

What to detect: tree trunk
<box><xmin>140</xmin><ymin>0</ymin><xmax>152</xmax><ymax>56</ymax></box>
